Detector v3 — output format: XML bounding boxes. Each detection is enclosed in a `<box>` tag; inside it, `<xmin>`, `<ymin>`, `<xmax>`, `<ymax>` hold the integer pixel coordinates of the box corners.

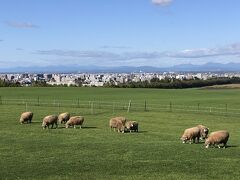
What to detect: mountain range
<box><xmin>1</xmin><ymin>63</ymin><xmax>240</xmax><ymax>73</ymax></box>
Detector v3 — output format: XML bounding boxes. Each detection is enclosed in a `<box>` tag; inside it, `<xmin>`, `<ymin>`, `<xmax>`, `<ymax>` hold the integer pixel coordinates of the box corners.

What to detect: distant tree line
<box><xmin>2</xmin><ymin>77</ymin><xmax>240</xmax><ymax>88</ymax></box>
<box><xmin>0</xmin><ymin>79</ymin><xmax>21</xmax><ymax>87</ymax></box>
<box><xmin>103</xmin><ymin>77</ymin><xmax>240</xmax><ymax>89</ymax></box>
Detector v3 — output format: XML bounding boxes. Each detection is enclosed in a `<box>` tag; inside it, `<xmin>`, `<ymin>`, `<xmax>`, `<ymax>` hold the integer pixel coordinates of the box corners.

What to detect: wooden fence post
<box><xmin>225</xmin><ymin>104</ymin><xmax>228</xmax><ymax>113</ymax></box>
<box><xmin>91</xmin><ymin>102</ymin><xmax>94</xmax><ymax>114</ymax></box>
<box><xmin>0</xmin><ymin>96</ymin><xmax>2</xmax><ymax>105</ymax></box>
<box><xmin>127</xmin><ymin>100</ymin><xmax>132</xmax><ymax>113</ymax></box>
<box><xmin>169</xmin><ymin>102</ymin><xmax>172</xmax><ymax>112</ymax></box>
<box><xmin>58</xmin><ymin>103</ymin><xmax>60</xmax><ymax>114</ymax></box>
<box><xmin>198</xmin><ymin>103</ymin><xmax>200</xmax><ymax>111</ymax></box>
<box><xmin>112</xmin><ymin>102</ymin><xmax>115</xmax><ymax>114</ymax></box>
<box><xmin>77</xmin><ymin>98</ymin><xmax>80</xmax><ymax>108</ymax></box>
<box><xmin>144</xmin><ymin>100</ymin><xmax>147</xmax><ymax>112</ymax></box>
<box><xmin>37</xmin><ymin>96</ymin><xmax>40</xmax><ymax>106</ymax></box>
<box><xmin>25</xmin><ymin>102</ymin><xmax>28</xmax><ymax>112</ymax></box>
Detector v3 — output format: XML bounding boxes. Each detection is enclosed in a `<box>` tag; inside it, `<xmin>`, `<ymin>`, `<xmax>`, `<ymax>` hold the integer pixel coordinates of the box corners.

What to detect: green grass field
<box><xmin>0</xmin><ymin>87</ymin><xmax>239</xmax><ymax>179</ymax></box>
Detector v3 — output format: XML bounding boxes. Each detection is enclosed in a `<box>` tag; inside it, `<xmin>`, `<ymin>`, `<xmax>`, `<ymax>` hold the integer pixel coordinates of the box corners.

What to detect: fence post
<box><xmin>112</xmin><ymin>102</ymin><xmax>115</xmax><ymax>114</ymax></box>
<box><xmin>58</xmin><ymin>103</ymin><xmax>60</xmax><ymax>114</ymax></box>
<box><xmin>77</xmin><ymin>98</ymin><xmax>80</xmax><ymax>108</ymax></box>
<box><xmin>198</xmin><ymin>103</ymin><xmax>200</xmax><ymax>111</ymax></box>
<box><xmin>144</xmin><ymin>100</ymin><xmax>147</xmax><ymax>112</ymax></box>
<box><xmin>225</xmin><ymin>104</ymin><xmax>228</xmax><ymax>113</ymax></box>
<box><xmin>37</xmin><ymin>96</ymin><xmax>40</xmax><ymax>106</ymax></box>
<box><xmin>210</xmin><ymin>107</ymin><xmax>212</xmax><ymax>113</ymax></box>
<box><xmin>0</xmin><ymin>96</ymin><xmax>2</xmax><ymax>105</ymax></box>
<box><xmin>91</xmin><ymin>102</ymin><xmax>94</xmax><ymax>114</ymax></box>
<box><xmin>169</xmin><ymin>102</ymin><xmax>172</xmax><ymax>112</ymax></box>
<box><xmin>127</xmin><ymin>100</ymin><xmax>131</xmax><ymax>113</ymax></box>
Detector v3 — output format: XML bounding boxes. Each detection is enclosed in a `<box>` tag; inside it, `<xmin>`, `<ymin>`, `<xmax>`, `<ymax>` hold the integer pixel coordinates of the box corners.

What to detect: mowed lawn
<box><xmin>0</xmin><ymin>87</ymin><xmax>240</xmax><ymax>180</ymax></box>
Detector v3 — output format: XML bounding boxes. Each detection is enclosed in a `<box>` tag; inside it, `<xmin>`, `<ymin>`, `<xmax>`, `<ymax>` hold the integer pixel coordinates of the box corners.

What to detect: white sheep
<box><xmin>42</xmin><ymin>115</ymin><xmax>58</xmax><ymax>129</ymax></box>
<box><xmin>58</xmin><ymin>112</ymin><xmax>70</xmax><ymax>124</ymax></box>
<box><xmin>65</xmin><ymin>116</ymin><xmax>84</xmax><ymax>129</ymax></box>
<box><xmin>181</xmin><ymin>127</ymin><xmax>201</xmax><ymax>144</ymax></box>
<box><xmin>205</xmin><ymin>130</ymin><xmax>229</xmax><ymax>148</ymax></box>
<box><xmin>20</xmin><ymin>112</ymin><xmax>33</xmax><ymax>124</ymax></box>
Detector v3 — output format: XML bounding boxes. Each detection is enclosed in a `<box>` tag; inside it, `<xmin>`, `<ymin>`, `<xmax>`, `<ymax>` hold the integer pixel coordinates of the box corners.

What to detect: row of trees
<box><xmin>103</xmin><ymin>77</ymin><xmax>240</xmax><ymax>89</ymax></box>
<box><xmin>1</xmin><ymin>77</ymin><xmax>240</xmax><ymax>88</ymax></box>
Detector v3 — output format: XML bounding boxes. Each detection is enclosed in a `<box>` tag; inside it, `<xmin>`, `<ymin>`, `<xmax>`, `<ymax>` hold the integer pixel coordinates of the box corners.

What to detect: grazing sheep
<box><xmin>125</xmin><ymin>121</ymin><xmax>138</xmax><ymax>133</ymax></box>
<box><xmin>181</xmin><ymin>127</ymin><xmax>201</xmax><ymax>144</ymax></box>
<box><xmin>20</xmin><ymin>112</ymin><xmax>33</xmax><ymax>124</ymax></box>
<box><xmin>109</xmin><ymin>117</ymin><xmax>126</xmax><ymax>133</ymax></box>
<box><xmin>65</xmin><ymin>116</ymin><xmax>84</xmax><ymax>129</ymax></box>
<box><xmin>197</xmin><ymin>124</ymin><xmax>209</xmax><ymax>140</ymax></box>
<box><xmin>205</xmin><ymin>130</ymin><xmax>229</xmax><ymax>148</ymax></box>
<box><xmin>42</xmin><ymin>115</ymin><xmax>58</xmax><ymax>129</ymax></box>
<box><xmin>58</xmin><ymin>112</ymin><xmax>70</xmax><ymax>124</ymax></box>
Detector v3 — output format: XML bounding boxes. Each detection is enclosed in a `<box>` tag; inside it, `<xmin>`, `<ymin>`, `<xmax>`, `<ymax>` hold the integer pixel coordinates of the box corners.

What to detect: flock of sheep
<box><xmin>20</xmin><ymin>111</ymin><xmax>230</xmax><ymax>148</ymax></box>
<box><xmin>19</xmin><ymin>112</ymin><xmax>139</xmax><ymax>133</ymax></box>
<box><xmin>181</xmin><ymin>125</ymin><xmax>230</xmax><ymax>148</ymax></box>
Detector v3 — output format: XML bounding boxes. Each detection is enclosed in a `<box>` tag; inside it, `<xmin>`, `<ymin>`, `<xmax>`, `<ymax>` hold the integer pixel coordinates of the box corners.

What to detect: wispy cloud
<box><xmin>36</xmin><ymin>49</ymin><xmax>163</xmax><ymax>61</ymax></box>
<box><xmin>101</xmin><ymin>45</ymin><xmax>131</xmax><ymax>49</ymax></box>
<box><xmin>35</xmin><ymin>43</ymin><xmax>240</xmax><ymax>66</ymax></box>
<box><xmin>5</xmin><ymin>21</ymin><xmax>39</xmax><ymax>29</ymax></box>
<box><xmin>152</xmin><ymin>0</ymin><xmax>173</xmax><ymax>6</ymax></box>
<box><xmin>0</xmin><ymin>39</ymin><xmax>3</xmax><ymax>42</ymax></box>
<box><xmin>37</xmin><ymin>50</ymin><xmax>121</xmax><ymax>59</ymax></box>
<box><xmin>16</xmin><ymin>48</ymin><xmax>24</xmax><ymax>51</ymax></box>
<box><xmin>167</xmin><ymin>43</ymin><xmax>240</xmax><ymax>58</ymax></box>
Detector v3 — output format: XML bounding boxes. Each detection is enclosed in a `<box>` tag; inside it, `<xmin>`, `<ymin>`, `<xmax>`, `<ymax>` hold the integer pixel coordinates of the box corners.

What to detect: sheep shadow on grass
<box><xmin>124</xmin><ymin>130</ymin><xmax>147</xmax><ymax>134</ymax></box>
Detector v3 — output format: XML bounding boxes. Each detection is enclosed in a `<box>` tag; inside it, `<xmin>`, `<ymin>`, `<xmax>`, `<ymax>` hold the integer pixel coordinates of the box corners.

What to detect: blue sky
<box><xmin>1</xmin><ymin>0</ymin><xmax>240</xmax><ymax>68</ymax></box>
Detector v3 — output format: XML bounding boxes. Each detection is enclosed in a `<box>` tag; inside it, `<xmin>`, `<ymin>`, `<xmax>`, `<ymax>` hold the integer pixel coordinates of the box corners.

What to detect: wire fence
<box><xmin>0</xmin><ymin>96</ymin><xmax>240</xmax><ymax>117</ymax></box>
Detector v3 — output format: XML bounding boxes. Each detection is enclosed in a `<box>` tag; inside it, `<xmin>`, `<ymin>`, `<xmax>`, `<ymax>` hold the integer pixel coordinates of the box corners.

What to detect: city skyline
<box><xmin>1</xmin><ymin>0</ymin><xmax>240</xmax><ymax>68</ymax></box>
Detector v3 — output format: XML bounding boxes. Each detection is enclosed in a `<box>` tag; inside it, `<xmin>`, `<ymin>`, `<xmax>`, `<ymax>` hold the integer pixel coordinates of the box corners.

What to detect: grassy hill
<box><xmin>0</xmin><ymin>87</ymin><xmax>239</xmax><ymax>179</ymax></box>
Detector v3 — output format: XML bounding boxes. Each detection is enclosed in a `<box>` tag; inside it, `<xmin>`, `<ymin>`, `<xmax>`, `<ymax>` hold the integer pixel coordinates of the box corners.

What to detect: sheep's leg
<box><xmin>74</xmin><ymin>125</ymin><xmax>76</xmax><ymax>129</ymax></box>
<box><xmin>189</xmin><ymin>139</ymin><xmax>192</xmax><ymax>144</ymax></box>
<box><xmin>80</xmin><ymin>125</ymin><xmax>82</xmax><ymax>129</ymax></box>
<box><xmin>196</xmin><ymin>137</ymin><xmax>199</xmax><ymax>144</ymax></box>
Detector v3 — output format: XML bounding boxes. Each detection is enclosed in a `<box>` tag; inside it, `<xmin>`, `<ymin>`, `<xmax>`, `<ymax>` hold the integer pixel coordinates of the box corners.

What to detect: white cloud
<box><xmin>152</xmin><ymin>0</ymin><xmax>173</xmax><ymax>6</ymax></box>
<box><xmin>167</xmin><ymin>43</ymin><xmax>240</xmax><ymax>58</ymax></box>
<box><xmin>33</xmin><ymin>43</ymin><xmax>240</xmax><ymax>67</ymax></box>
<box><xmin>5</xmin><ymin>21</ymin><xmax>39</xmax><ymax>29</ymax></box>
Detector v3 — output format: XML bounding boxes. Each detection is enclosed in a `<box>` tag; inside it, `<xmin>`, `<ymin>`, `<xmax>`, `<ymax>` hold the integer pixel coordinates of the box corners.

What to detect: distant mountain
<box><xmin>1</xmin><ymin>62</ymin><xmax>240</xmax><ymax>73</ymax></box>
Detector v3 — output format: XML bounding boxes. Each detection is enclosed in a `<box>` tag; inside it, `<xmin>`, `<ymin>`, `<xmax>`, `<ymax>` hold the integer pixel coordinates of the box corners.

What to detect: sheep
<box><xmin>20</xmin><ymin>112</ymin><xmax>33</xmax><ymax>124</ymax></box>
<box><xmin>180</xmin><ymin>127</ymin><xmax>201</xmax><ymax>144</ymax></box>
<box><xmin>205</xmin><ymin>130</ymin><xmax>229</xmax><ymax>148</ymax></box>
<box><xmin>109</xmin><ymin>117</ymin><xmax>126</xmax><ymax>133</ymax></box>
<box><xmin>65</xmin><ymin>116</ymin><xmax>84</xmax><ymax>129</ymax></box>
<box><xmin>197</xmin><ymin>124</ymin><xmax>209</xmax><ymax>140</ymax></box>
<box><xmin>42</xmin><ymin>115</ymin><xmax>58</xmax><ymax>129</ymax></box>
<box><xmin>125</xmin><ymin>121</ymin><xmax>138</xmax><ymax>133</ymax></box>
<box><xmin>58</xmin><ymin>112</ymin><xmax>70</xmax><ymax>124</ymax></box>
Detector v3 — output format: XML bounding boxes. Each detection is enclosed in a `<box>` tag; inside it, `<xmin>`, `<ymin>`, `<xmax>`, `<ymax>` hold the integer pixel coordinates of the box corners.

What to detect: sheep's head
<box><xmin>125</xmin><ymin>122</ymin><xmax>132</xmax><ymax>129</ymax></box>
<box><xmin>201</xmin><ymin>128</ymin><xmax>209</xmax><ymax>139</ymax></box>
<box><xmin>180</xmin><ymin>136</ymin><xmax>188</xmax><ymax>143</ymax></box>
<box><xmin>204</xmin><ymin>139</ymin><xmax>210</xmax><ymax>148</ymax></box>
<box><xmin>42</xmin><ymin>122</ymin><xmax>47</xmax><ymax>129</ymax></box>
